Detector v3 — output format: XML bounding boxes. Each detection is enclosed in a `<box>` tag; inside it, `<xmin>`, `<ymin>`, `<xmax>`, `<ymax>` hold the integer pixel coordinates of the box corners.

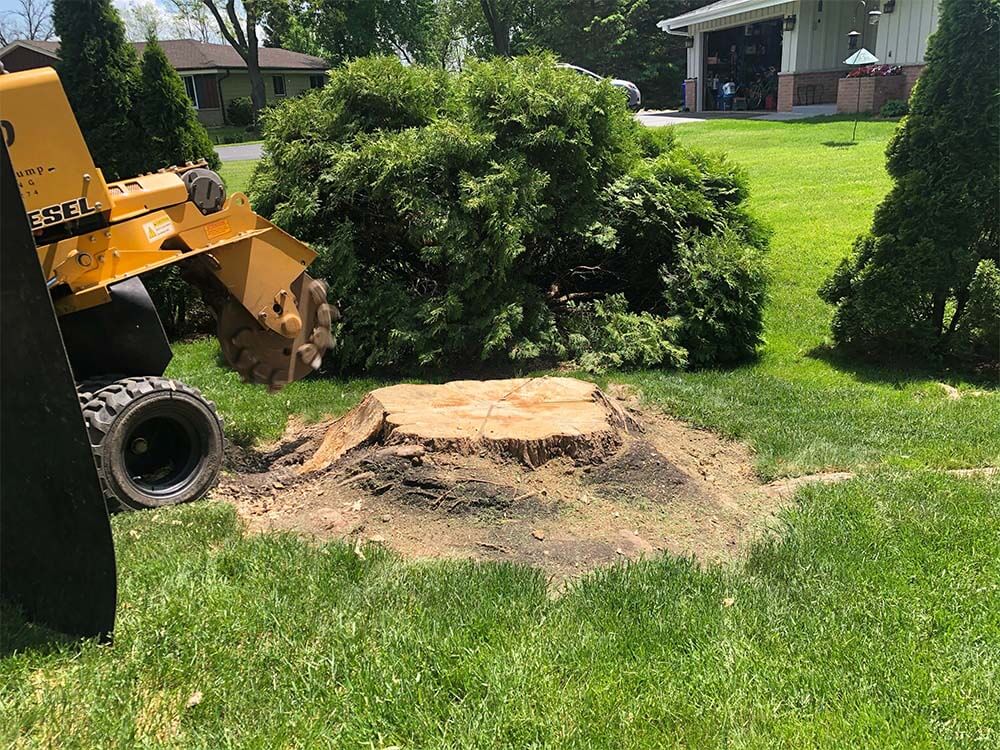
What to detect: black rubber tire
<box><xmin>79</xmin><ymin>377</ymin><xmax>224</xmax><ymax>512</ymax></box>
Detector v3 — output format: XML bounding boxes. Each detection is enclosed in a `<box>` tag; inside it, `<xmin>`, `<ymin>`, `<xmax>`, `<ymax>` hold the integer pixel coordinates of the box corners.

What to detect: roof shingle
<box><xmin>2</xmin><ymin>38</ymin><xmax>327</xmax><ymax>72</ymax></box>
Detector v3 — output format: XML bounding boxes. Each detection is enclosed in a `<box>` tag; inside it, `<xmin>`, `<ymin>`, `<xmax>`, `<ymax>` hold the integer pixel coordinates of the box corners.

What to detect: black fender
<box><xmin>59</xmin><ymin>276</ymin><xmax>173</xmax><ymax>381</ymax></box>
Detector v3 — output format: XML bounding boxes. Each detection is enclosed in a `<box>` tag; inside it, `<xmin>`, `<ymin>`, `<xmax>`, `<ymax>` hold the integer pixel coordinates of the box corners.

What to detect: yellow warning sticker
<box><xmin>205</xmin><ymin>219</ymin><xmax>232</xmax><ymax>241</ymax></box>
<box><xmin>143</xmin><ymin>215</ymin><xmax>173</xmax><ymax>242</ymax></box>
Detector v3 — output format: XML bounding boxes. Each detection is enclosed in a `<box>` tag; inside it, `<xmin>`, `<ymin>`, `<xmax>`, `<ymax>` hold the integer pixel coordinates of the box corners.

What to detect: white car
<box><xmin>556</xmin><ymin>63</ymin><xmax>642</xmax><ymax>111</ymax></box>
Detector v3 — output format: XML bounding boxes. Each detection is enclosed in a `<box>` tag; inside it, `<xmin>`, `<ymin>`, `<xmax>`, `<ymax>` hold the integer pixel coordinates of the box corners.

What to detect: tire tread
<box><xmin>77</xmin><ymin>376</ymin><xmax>222</xmax><ymax>511</ymax></box>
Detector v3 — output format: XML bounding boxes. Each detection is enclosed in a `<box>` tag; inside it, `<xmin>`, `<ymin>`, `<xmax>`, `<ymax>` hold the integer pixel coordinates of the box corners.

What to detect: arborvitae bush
<box><xmin>53</xmin><ymin>0</ymin><xmax>144</xmax><ymax>180</ymax></box>
<box><xmin>252</xmin><ymin>54</ymin><xmax>768</xmax><ymax>373</ymax></box>
<box><xmin>138</xmin><ymin>39</ymin><xmax>221</xmax><ymax>172</ymax></box>
<box><xmin>820</xmin><ymin>0</ymin><xmax>999</xmax><ymax>368</ymax></box>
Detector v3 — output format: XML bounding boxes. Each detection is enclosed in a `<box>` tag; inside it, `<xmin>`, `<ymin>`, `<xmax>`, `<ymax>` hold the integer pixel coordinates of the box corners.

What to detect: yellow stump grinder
<box><xmin>0</xmin><ymin>67</ymin><xmax>335</xmax><ymax>513</ymax></box>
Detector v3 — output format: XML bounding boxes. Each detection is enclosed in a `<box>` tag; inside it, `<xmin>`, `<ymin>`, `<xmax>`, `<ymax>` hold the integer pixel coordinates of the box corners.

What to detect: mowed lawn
<box><xmin>2</xmin><ymin>120</ymin><xmax>998</xmax><ymax>748</ymax></box>
<box><xmin>632</xmin><ymin>119</ymin><xmax>999</xmax><ymax>478</ymax></box>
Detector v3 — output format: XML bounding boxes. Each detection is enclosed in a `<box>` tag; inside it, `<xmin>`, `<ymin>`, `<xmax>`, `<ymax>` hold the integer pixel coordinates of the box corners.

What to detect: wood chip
<box><xmin>338</xmin><ymin>471</ymin><xmax>375</xmax><ymax>486</ymax></box>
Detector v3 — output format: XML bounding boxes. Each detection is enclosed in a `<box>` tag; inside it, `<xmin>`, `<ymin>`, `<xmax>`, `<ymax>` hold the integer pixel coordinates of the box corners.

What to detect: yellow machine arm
<box><xmin>1</xmin><ymin>67</ymin><xmax>333</xmax><ymax>390</ymax></box>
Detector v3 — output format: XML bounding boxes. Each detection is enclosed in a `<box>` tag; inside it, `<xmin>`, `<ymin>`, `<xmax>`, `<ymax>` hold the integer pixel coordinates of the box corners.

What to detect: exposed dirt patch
<box><xmin>212</xmin><ymin>378</ymin><xmax>798</xmax><ymax>581</ymax></box>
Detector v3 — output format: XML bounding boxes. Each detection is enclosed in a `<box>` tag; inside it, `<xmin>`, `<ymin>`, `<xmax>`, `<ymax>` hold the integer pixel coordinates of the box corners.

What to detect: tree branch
<box><xmin>202</xmin><ymin>0</ymin><xmax>245</xmax><ymax>56</ymax></box>
<box><xmin>226</xmin><ymin>0</ymin><xmax>248</xmax><ymax>50</ymax></box>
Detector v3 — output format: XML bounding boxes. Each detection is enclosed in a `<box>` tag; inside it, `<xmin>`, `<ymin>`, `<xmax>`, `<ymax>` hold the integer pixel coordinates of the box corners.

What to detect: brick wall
<box><xmin>684</xmin><ymin>78</ymin><xmax>697</xmax><ymax>112</ymax></box>
<box><xmin>777</xmin><ymin>70</ymin><xmax>844</xmax><ymax>112</ymax></box>
<box><xmin>900</xmin><ymin>64</ymin><xmax>925</xmax><ymax>99</ymax></box>
<box><xmin>836</xmin><ymin>76</ymin><xmax>906</xmax><ymax>114</ymax></box>
<box><xmin>777</xmin><ymin>74</ymin><xmax>794</xmax><ymax>112</ymax></box>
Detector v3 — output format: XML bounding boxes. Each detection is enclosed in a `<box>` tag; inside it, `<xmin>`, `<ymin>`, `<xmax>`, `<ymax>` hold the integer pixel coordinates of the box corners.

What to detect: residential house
<box><xmin>659</xmin><ymin>0</ymin><xmax>938</xmax><ymax>113</ymax></box>
<box><xmin>0</xmin><ymin>38</ymin><xmax>329</xmax><ymax>126</ymax></box>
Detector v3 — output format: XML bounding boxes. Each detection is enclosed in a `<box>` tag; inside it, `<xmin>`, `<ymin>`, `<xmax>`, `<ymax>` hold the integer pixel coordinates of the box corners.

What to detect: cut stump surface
<box><xmin>300</xmin><ymin>377</ymin><xmax>639</xmax><ymax>473</ymax></box>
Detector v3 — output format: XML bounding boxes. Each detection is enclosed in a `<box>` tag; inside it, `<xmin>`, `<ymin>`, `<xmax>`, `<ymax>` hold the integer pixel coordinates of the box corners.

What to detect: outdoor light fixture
<box><xmin>847</xmin><ymin>0</ymin><xmax>880</xmax><ymax>51</ymax></box>
<box><xmin>685</xmin><ymin>36</ymin><xmax>694</xmax><ymax>48</ymax></box>
<box><xmin>783</xmin><ymin>15</ymin><xmax>797</xmax><ymax>31</ymax></box>
<box><xmin>883</xmin><ymin>0</ymin><xmax>896</xmax><ymax>13</ymax></box>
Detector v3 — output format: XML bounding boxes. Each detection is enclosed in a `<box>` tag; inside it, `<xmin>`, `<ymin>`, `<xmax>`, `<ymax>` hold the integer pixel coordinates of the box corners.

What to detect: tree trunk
<box><xmin>247</xmin><ymin>56</ymin><xmax>266</xmax><ymax>120</ymax></box>
<box><xmin>944</xmin><ymin>288</ymin><xmax>969</xmax><ymax>341</ymax></box>
<box><xmin>930</xmin><ymin>292</ymin><xmax>947</xmax><ymax>338</ymax></box>
<box><xmin>202</xmin><ymin>1</ymin><xmax>265</xmax><ymax>117</ymax></box>
<box><xmin>479</xmin><ymin>0</ymin><xmax>511</xmax><ymax>56</ymax></box>
<box><xmin>492</xmin><ymin>21</ymin><xmax>511</xmax><ymax>56</ymax></box>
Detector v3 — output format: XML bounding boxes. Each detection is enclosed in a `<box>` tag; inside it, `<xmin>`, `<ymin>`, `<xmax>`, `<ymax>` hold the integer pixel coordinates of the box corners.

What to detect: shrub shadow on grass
<box><xmin>807</xmin><ymin>342</ymin><xmax>999</xmax><ymax>389</ymax></box>
<box><xmin>0</xmin><ymin>604</ymin><xmax>77</xmax><ymax>659</ymax></box>
<box><xmin>780</xmin><ymin>114</ymin><xmax>880</xmax><ymax>125</ymax></box>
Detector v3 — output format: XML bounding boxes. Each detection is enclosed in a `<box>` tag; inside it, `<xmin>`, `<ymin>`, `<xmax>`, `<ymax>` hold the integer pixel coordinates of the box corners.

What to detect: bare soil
<box><xmin>213</xmin><ymin>379</ymin><xmax>798</xmax><ymax>581</ymax></box>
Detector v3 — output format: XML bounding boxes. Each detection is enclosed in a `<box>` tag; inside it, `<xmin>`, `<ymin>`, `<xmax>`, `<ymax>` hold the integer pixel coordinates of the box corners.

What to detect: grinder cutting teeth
<box><xmin>219</xmin><ymin>274</ymin><xmax>338</xmax><ymax>391</ymax></box>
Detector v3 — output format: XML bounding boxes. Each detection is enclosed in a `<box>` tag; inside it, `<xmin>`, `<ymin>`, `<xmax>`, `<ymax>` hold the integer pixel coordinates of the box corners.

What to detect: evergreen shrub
<box><xmin>53</xmin><ymin>0</ymin><xmax>144</xmax><ymax>180</ymax></box>
<box><xmin>820</xmin><ymin>0</ymin><xmax>999</xmax><ymax>367</ymax></box>
<box><xmin>227</xmin><ymin>97</ymin><xmax>254</xmax><ymax>127</ymax></box>
<box><xmin>138</xmin><ymin>39</ymin><xmax>221</xmax><ymax>171</ymax></box>
<box><xmin>879</xmin><ymin>99</ymin><xmax>909</xmax><ymax>118</ymax></box>
<box><xmin>252</xmin><ymin>54</ymin><xmax>768</xmax><ymax>372</ymax></box>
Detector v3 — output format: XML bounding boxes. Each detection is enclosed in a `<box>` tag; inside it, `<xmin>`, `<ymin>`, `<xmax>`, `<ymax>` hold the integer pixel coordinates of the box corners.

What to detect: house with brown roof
<box><xmin>0</xmin><ymin>38</ymin><xmax>329</xmax><ymax>126</ymax></box>
<box><xmin>659</xmin><ymin>0</ymin><xmax>938</xmax><ymax>114</ymax></box>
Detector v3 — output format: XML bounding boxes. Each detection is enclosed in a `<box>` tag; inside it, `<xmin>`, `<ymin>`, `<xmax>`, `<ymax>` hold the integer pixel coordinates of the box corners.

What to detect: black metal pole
<box><xmin>853</xmin><ymin>77</ymin><xmax>862</xmax><ymax>140</ymax></box>
<box><xmin>853</xmin><ymin>11</ymin><xmax>865</xmax><ymax>141</ymax></box>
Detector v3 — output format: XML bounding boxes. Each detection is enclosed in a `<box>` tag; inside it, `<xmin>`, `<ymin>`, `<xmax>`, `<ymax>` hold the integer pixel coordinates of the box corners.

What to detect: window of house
<box><xmin>272</xmin><ymin>75</ymin><xmax>286</xmax><ymax>96</ymax></box>
<box><xmin>194</xmin><ymin>76</ymin><xmax>220</xmax><ymax>109</ymax></box>
<box><xmin>310</xmin><ymin>74</ymin><xmax>325</xmax><ymax>89</ymax></box>
<box><xmin>183</xmin><ymin>76</ymin><xmax>199</xmax><ymax>108</ymax></box>
<box><xmin>182</xmin><ymin>75</ymin><xmax>220</xmax><ymax>110</ymax></box>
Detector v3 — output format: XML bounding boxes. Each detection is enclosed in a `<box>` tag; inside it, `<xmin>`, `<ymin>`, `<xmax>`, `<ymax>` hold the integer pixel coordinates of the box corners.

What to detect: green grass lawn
<box><xmin>3</xmin><ymin>118</ymin><xmax>998</xmax><ymax>748</ymax></box>
<box><xmin>628</xmin><ymin>118</ymin><xmax>999</xmax><ymax>478</ymax></box>
<box><xmin>218</xmin><ymin>159</ymin><xmax>256</xmax><ymax>195</ymax></box>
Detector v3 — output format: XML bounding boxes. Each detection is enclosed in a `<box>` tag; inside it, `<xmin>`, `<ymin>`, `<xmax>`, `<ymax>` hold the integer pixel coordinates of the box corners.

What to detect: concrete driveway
<box><xmin>637</xmin><ymin>104</ymin><xmax>837</xmax><ymax>126</ymax></box>
<box><xmin>216</xmin><ymin>142</ymin><xmax>263</xmax><ymax>162</ymax></box>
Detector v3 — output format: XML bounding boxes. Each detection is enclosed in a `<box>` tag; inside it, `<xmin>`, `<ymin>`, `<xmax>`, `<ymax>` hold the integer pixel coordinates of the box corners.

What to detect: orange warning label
<box><xmin>205</xmin><ymin>219</ymin><xmax>231</xmax><ymax>241</ymax></box>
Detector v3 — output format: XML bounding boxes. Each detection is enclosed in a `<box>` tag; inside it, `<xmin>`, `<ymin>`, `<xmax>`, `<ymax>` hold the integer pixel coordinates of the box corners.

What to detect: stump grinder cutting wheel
<box><xmin>0</xmin><ymin>67</ymin><xmax>336</xmax><ymax>512</ymax></box>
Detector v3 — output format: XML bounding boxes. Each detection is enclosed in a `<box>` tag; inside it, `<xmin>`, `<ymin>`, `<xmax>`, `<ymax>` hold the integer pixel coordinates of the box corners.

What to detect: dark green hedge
<box><xmin>251</xmin><ymin>55</ymin><xmax>768</xmax><ymax>373</ymax></box>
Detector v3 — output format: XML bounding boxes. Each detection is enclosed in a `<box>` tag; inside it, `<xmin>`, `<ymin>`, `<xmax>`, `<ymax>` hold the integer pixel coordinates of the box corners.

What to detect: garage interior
<box><xmin>703</xmin><ymin>19</ymin><xmax>783</xmax><ymax>111</ymax></box>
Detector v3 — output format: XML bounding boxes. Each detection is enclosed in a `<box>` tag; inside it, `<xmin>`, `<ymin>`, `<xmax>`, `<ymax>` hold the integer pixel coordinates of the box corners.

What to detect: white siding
<box><xmin>692</xmin><ymin>31</ymin><xmax>706</xmax><ymax>109</ymax></box>
<box><xmin>690</xmin><ymin>1</ymin><xmax>797</xmax><ymax>31</ymax></box>
<box><xmin>792</xmin><ymin>0</ymin><xmax>881</xmax><ymax>73</ymax></box>
<box><xmin>875</xmin><ymin>0</ymin><xmax>939</xmax><ymax>65</ymax></box>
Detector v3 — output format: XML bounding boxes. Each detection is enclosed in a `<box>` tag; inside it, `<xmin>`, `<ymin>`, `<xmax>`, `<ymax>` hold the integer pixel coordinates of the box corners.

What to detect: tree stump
<box><xmin>299</xmin><ymin>377</ymin><xmax>639</xmax><ymax>473</ymax></box>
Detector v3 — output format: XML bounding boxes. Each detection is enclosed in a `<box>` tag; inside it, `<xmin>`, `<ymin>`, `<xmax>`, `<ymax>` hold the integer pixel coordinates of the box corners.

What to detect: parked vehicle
<box><xmin>556</xmin><ymin>63</ymin><xmax>641</xmax><ymax>111</ymax></box>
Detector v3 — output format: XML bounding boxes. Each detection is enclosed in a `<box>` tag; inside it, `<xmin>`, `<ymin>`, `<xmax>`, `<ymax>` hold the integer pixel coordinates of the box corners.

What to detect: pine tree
<box><xmin>138</xmin><ymin>39</ymin><xmax>221</xmax><ymax>172</ymax></box>
<box><xmin>52</xmin><ymin>0</ymin><xmax>144</xmax><ymax>180</ymax></box>
<box><xmin>820</xmin><ymin>0</ymin><xmax>999</xmax><ymax>364</ymax></box>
